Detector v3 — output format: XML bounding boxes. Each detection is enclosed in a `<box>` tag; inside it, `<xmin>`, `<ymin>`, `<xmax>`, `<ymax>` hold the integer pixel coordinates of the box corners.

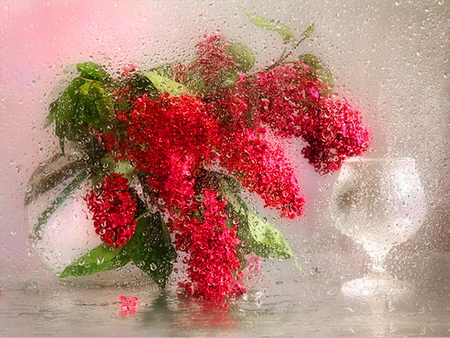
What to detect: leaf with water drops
<box><xmin>245</xmin><ymin>212</ymin><xmax>294</xmax><ymax>260</ymax></box>
<box><xmin>243</xmin><ymin>9</ymin><xmax>295</xmax><ymax>42</ymax></box>
<box><xmin>45</xmin><ymin>62</ymin><xmax>115</xmax><ymax>152</ymax></box>
<box><xmin>224</xmin><ymin>42</ymin><xmax>256</xmax><ymax>72</ymax></box>
<box><xmin>76</xmin><ymin>62</ymin><xmax>112</xmax><ymax>82</ymax></box>
<box><xmin>299</xmin><ymin>53</ymin><xmax>334</xmax><ymax>90</ymax></box>
<box><xmin>301</xmin><ymin>23</ymin><xmax>315</xmax><ymax>41</ymax></box>
<box><xmin>127</xmin><ymin>212</ymin><xmax>177</xmax><ymax>288</ymax></box>
<box><xmin>59</xmin><ymin>243</ymin><xmax>131</xmax><ymax>278</ymax></box>
<box><xmin>214</xmin><ymin>171</ymin><xmax>295</xmax><ymax>261</ymax></box>
<box><xmin>145</xmin><ymin>71</ymin><xmax>189</xmax><ymax>97</ymax></box>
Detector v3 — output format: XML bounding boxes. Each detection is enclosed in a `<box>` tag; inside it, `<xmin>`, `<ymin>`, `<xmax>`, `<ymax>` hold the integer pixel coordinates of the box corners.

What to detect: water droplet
<box><xmin>149</xmin><ymin>263</ymin><xmax>157</xmax><ymax>271</ymax></box>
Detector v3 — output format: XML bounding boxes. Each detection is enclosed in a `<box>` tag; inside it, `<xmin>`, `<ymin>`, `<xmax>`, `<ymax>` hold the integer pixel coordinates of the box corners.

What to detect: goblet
<box><xmin>330</xmin><ymin>157</ymin><xmax>427</xmax><ymax>297</ymax></box>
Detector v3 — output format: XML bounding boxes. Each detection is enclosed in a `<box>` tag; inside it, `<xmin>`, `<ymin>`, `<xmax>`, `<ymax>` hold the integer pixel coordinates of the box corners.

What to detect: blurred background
<box><xmin>0</xmin><ymin>0</ymin><xmax>449</xmax><ymax>285</ymax></box>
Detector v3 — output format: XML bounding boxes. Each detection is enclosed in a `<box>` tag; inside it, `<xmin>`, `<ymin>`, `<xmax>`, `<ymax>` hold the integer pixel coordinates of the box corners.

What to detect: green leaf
<box><xmin>299</xmin><ymin>53</ymin><xmax>334</xmax><ymax>89</ymax></box>
<box><xmin>213</xmin><ymin>171</ymin><xmax>295</xmax><ymax>261</ymax></box>
<box><xmin>59</xmin><ymin>243</ymin><xmax>131</xmax><ymax>278</ymax></box>
<box><xmin>215</xmin><ymin>173</ymin><xmax>249</xmax><ymax>219</ymax></box>
<box><xmin>49</xmin><ymin>78</ymin><xmax>84</xmax><ymax>138</ymax></box>
<box><xmin>76</xmin><ymin>62</ymin><xmax>112</xmax><ymax>82</ymax></box>
<box><xmin>112</xmin><ymin>160</ymin><xmax>134</xmax><ymax>183</ymax></box>
<box><xmin>147</xmin><ymin>64</ymin><xmax>174</xmax><ymax>77</ymax></box>
<box><xmin>301</xmin><ymin>23</ymin><xmax>315</xmax><ymax>40</ymax></box>
<box><xmin>78</xmin><ymin>81</ymin><xmax>113</xmax><ymax>124</ymax></box>
<box><xmin>145</xmin><ymin>72</ymin><xmax>189</xmax><ymax>96</ymax></box>
<box><xmin>44</xmin><ymin>100</ymin><xmax>58</xmax><ymax>128</ymax></box>
<box><xmin>218</xmin><ymin>68</ymin><xmax>240</xmax><ymax>88</ymax></box>
<box><xmin>128</xmin><ymin>212</ymin><xmax>177</xmax><ymax>288</ymax></box>
<box><xmin>224</xmin><ymin>42</ymin><xmax>256</xmax><ymax>72</ymax></box>
<box><xmin>47</xmin><ymin>75</ymin><xmax>115</xmax><ymax>150</ymax></box>
<box><xmin>126</xmin><ymin>72</ymin><xmax>158</xmax><ymax>96</ymax></box>
<box><xmin>184</xmin><ymin>70</ymin><xmax>206</xmax><ymax>93</ymax></box>
<box><xmin>59</xmin><ymin>211</ymin><xmax>177</xmax><ymax>285</ymax></box>
<box><xmin>246</xmin><ymin>212</ymin><xmax>294</xmax><ymax>260</ymax></box>
<box><xmin>243</xmin><ymin>10</ymin><xmax>295</xmax><ymax>42</ymax></box>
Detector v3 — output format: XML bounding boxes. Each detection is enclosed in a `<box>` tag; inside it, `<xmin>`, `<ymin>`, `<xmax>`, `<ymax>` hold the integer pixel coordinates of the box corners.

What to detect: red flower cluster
<box><xmin>191</xmin><ymin>35</ymin><xmax>236</xmax><ymax>83</ymax></box>
<box><xmin>218</xmin><ymin>127</ymin><xmax>305</xmax><ymax>219</ymax></box>
<box><xmin>172</xmin><ymin>189</ymin><xmax>243</xmax><ymax>301</ymax></box>
<box><xmin>252</xmin><ymin>62</ymin><xmax>326</xmax><ymax>138</ymax></box>
<box><xmin>85</xmin><ymin>173</ymin><xmax>137</xmax><ymax>247</ymax></box>
<box><xmin>81</xmin><ymin>34</ymin><xmax>370</xmax><ymax>301</ymax></box>
<box><xmin>112</xmin><ymin>93</ymin><xmax>218</xmax><ymax>212</ymax></box>
<box><xmin>249</xmin><ymin>61</ymin><xmax>370</xmax><ymax>174</ymax></box>
<box><xmin>205</xmin><ymin>78</ymin><xmax>306</xmax><ymax>219</ymax></box>
<box><xmin>299</xmin><ymin>97</ymin><xmax>371</xmax><ymax>174</ymax></box>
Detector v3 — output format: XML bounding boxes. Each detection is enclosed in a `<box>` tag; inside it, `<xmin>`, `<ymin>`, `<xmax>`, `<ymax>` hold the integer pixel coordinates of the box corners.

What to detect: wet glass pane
<box><xmin>1</xmin><ymin>1</ymin><xmax>450</xmax><ymax>337</ymax></box>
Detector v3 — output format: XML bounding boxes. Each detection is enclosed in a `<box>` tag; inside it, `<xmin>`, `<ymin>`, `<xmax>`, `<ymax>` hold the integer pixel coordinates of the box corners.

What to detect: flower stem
<box><xmin>31</xmin><ymin>170</ymin><xmax>88</xmax><ymax>241</ymax></box>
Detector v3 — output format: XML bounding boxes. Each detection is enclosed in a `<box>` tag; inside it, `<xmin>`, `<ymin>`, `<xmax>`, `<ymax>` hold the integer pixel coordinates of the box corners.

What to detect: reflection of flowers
<box><xmin>176</xmin><ymin>295</ymin><xmax>238</xmax><ymax>329</ymax></box>
<box><xmin>40</xmin><ymin>12</ymin><xmax>370</xmax><ymax>304</ymax></box>
<box><xmin>119</xmin><ymin>295</ymin><xmax>138</xmax><ymax>316</ymax></box>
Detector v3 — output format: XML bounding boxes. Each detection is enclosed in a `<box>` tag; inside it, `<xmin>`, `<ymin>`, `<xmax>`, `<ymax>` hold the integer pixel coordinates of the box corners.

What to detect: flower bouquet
<box><xmin>26</xmin><ymin>12</ymin><xmax>370</xmax><ymax>302</ymax></box>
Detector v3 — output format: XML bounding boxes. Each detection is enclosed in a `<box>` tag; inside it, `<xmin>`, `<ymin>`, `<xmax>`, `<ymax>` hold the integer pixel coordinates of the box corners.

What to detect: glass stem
<box><xmin>363</xmin><ymin>242</ymin><xmax>389</xmax><ymax>275</ymax></box>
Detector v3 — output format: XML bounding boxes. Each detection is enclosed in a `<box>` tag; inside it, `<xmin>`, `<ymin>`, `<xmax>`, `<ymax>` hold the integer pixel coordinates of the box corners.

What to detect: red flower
<box><xmin>300</xmin><ymin>97</ymin><xmax>370</xmax><ymax>174</ymax></box>
<box><xmin>227</xmin><ymin>61</ymin><xmax>370</xmax><ymax>174</ymax></box>
<box><xmin>172</xmin><ymin>189</ymin><xmax>243</xmax><ymax>301</ymax></box>
<box><xmin>111</xmin><ymin>93</ymin><xmax>218</xmax><ymax>212</ymax></box>
<box><xmin>192</xmin><ymin>34</ymin><xmax>236</xmax><ymax>84</ymax></box>
<box><xmin>252</xmin><ymin>61</ymin><xmax>326</xmax><ymax>138</ymax></box>
<box><xmin>85</xmin><ymin>173</ymin><xmax>137</xmax><ymax>247</ymax></box>
<box><xmin>119</xmin><ymin>295</ymin><xmax>138</xmax><ymax>316</ymax></box>
<box><xmin>216</xmin><ymin>122</ymin><xmax>305</xmax><ymax>219</ymax></box>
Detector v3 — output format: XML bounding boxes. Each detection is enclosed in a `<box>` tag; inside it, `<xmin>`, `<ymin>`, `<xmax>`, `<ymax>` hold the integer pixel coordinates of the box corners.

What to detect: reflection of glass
<box><xmin>330</xmin><ymin>157</ymin><xmax>427</xmax><ymax>297</ymax></box>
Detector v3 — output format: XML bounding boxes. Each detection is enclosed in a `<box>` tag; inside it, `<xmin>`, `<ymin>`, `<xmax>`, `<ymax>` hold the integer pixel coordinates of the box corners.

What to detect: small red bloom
<box><xmin>85</xmin><ymin>173</ymin><xmax>137</xmax><ymax>247</ymax></box>
<box><xmin>119</xmin><ymin>295</ymin><xmax>138</xmax><ymax>316</ymax></box>
<box><xmin>122</xmin><ymin>63</ymin><xmax>138</xmax><ymax>77</ymax></box>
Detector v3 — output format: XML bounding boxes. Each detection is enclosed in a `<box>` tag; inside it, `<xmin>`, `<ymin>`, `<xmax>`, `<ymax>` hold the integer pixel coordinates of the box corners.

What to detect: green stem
<box><xmin>136</xmin><ymin>209</ymin><xmax>155</xmax><ymax>221</ymax></box>
<box><xmin>266</xmin><ymin>24</ymin><xmax>314</xmax><ymax>71</ymax></box>
<box><xmin>31</xmin><ymin>170</ymin><xmax>88</xmax><ymax>241</ymax></box>
<box><xmin>25</xmin><ymin>160</ymin><xmax>85</xmax><ymax>206</ymax></box>
<box><xmin>298</xmin><ymin>99</ymin><xmax>321</xmax><ymax>110</ymax></box>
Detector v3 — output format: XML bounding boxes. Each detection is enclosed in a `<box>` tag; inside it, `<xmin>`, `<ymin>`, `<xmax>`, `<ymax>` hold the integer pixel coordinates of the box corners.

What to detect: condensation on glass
<box><xmin>1</xmin><ymin>1</ymin><xmax>449</xmax><ymax>337</ymax></box>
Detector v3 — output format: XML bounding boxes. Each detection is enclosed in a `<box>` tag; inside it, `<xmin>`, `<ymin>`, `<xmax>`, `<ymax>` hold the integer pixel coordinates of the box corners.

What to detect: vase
<box><xmin>24</xmin><ymin>149</ymin><xmax>148</xmax><ymax>286</ymax></box>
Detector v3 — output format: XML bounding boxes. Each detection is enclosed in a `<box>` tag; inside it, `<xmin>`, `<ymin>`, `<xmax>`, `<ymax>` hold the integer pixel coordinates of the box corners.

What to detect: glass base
<box><xmin>341</xmin><ymin>272</ymin><xmax>414</xmax><ymax>297</ymax></box>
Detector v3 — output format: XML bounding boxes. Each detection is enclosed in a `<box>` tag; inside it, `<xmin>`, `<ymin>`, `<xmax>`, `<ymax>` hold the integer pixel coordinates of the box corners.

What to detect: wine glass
<box><xmin>330</xmin><ymin>157</ymin><xmax>427</xmax><ymax>297</ymax></box>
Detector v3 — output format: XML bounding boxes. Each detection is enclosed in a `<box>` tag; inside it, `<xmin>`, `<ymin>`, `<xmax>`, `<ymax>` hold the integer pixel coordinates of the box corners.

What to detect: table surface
<box><xmin>1</xmin><ymin>251</ymin><xmax>450</xmax><ymax>337</ymax></box>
